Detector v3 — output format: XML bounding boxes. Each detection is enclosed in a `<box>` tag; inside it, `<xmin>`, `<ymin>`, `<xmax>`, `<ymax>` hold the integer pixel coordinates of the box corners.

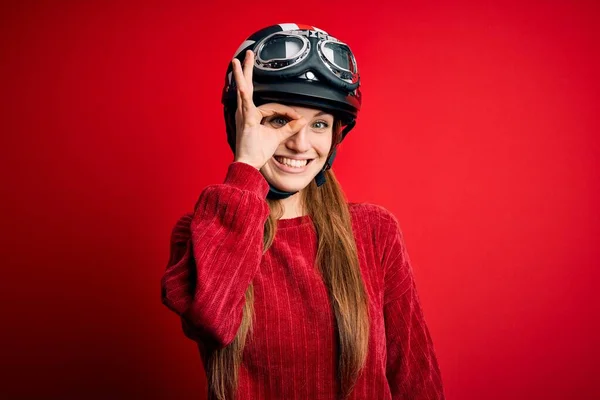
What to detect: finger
<box><xmin>278</xmin><ymin>116</ymin><xmax>307</xmax><ymax>138</ymax></box>
<box><xmin>257</xmin><ymin>107</ymin><xmax>279</xmax><ymax>118</ymax></box>
<box><xmin>232</xmin><ymin>58</ymin><xmax>248</xmax><ymax>99</ymax></box>
<box><xmin>244</xmin><ymin>50</ymin><xmax>254</xmax><ymax>87</ymax></box>
<box><xmin>256</xmin><ymin>107</ymin><xmax>276</xmax><ymax>125</ymax></box>
<box><xmin>243</xmin><ymin>50</ymin><xmax>255</xmax><ymax>101</ymax></box>
<box><xmin>236</xmin><ymin>82</ymin><xmax>242</xmax><ymax>115</ymax></box>
<box><xmin>232</xmin><ymin>58</ymin><xmax>245</xmax><ymax>90</ymax></box>
<box><xmin>278</xmin><ymin>108</ymin><xmax>303</xmax><ymax>121</ymax></box>
<box><xmin>257</xmin><ymin>107</ymin><xmax>305</xmax><ymax>128</ymax></box>
<box><xmin>234</xmin><ymin>64</ymin><xmax>242</xmax><ymax>111</ymax></box>
<box><xmin>233</xmin><ymin>59</ymin><xmax>254</xmax><ymax>114</ymax></box>
<box><xmin>259</xmin><ymin>104</ymin><xmax>302</xmax><ymax>121</ymax></box>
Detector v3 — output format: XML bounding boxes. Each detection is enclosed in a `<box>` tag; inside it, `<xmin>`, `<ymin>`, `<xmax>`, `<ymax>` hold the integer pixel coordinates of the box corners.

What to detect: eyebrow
<box><xmin>272</xmin><ymin>110</ymin><xmax>332</xmax><ymax>119</ymax></box>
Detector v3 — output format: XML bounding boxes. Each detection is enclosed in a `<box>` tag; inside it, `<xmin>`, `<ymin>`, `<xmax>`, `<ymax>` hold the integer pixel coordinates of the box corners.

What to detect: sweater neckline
<box><xmin>276</xmin><ymin>214</ymin><xmax>312</xmax><ymax>229</ymax></box>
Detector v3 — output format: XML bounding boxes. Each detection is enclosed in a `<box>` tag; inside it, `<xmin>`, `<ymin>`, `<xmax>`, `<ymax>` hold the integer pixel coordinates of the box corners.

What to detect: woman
<box><xmin>161</xmin><ymin>23</ymin><xmax>445</xmax><ymax>400</ymax></box>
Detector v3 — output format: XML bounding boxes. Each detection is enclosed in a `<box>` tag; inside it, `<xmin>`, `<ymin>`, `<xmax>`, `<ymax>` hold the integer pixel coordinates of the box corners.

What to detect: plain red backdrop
<box><xmin>1</xmin><ymin>0</ymin><xmax>598</xmax><ymax>399</ymax></box>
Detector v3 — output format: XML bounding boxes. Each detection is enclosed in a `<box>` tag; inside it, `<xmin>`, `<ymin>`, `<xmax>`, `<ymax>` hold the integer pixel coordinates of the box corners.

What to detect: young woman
<box><xmin>161</xmin><ymin>23</ymin><xmax>445</xmax><ymax>400</ymax></box>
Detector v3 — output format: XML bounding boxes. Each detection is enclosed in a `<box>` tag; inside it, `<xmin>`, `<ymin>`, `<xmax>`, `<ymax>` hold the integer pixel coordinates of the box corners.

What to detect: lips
<box><xmin>272</xmin><ymin>156</ymin><xmax>314</xmax><ymax>173</ymax></box>
<box><xmin>274</xmin><ymin>155</ymin><xmax>314</xmax><ymax>162</ymax></box>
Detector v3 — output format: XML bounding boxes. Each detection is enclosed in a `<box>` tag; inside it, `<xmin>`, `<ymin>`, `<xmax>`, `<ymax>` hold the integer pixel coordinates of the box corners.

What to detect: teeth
<box><xmin>275</xmin><ymin>156</ymin><xmax>309</xmax><ymax>168</ymax></box>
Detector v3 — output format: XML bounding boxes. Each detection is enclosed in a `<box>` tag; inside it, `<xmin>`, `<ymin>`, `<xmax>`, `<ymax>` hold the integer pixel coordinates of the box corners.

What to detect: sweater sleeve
<box><xmin>378</xmin><ymin>209</ymin><xmax>445</xmax><ymax>399</ymax></box>
<box><xmin>161</xmin><ymin>161</ymin><xmax>271</xmax><ymax>349</ymax></box>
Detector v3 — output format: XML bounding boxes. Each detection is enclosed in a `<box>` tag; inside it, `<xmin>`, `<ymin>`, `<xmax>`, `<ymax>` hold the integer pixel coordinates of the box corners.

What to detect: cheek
<box><xmin>316</xmin><ymin>134</ymin><xmax>333</xmax><ymax>156</ymax></box>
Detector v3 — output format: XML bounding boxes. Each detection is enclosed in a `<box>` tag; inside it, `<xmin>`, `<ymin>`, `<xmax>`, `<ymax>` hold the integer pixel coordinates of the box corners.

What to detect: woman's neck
<box><xmin>278</xmin><ymin>190</ymin><xmax>306</xmax><ymax>219</ymax></box>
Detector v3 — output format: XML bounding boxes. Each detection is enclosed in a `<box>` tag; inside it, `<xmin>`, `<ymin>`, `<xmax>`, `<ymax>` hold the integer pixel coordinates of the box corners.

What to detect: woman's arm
<box><xmin>161</xmin><ymin>161</ymin><xmax>270</xmax><ymax>348</ymax></box>
<box><xmin>379</xmin><ymin>208</ymin><xmax>445</xmax><ymax>399</ymax></box>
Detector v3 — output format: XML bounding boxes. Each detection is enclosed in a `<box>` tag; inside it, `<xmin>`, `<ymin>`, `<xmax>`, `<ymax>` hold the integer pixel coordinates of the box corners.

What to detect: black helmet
<box><xmin>221</xmin><ymin>23</ymin><xmax>362</xmax><ymax>199</ymax></box>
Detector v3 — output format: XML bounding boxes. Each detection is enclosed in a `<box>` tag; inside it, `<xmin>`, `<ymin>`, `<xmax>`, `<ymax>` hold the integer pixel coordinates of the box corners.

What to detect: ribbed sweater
<box><xmin>161</xmin><ymin>161</ymin><xmax>445</xmax><ymax>399</ymax></box>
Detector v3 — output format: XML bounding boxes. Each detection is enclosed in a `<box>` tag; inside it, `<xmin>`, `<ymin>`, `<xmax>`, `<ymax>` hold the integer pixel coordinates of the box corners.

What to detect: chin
<box><xmin>263</xmin><ymin>160</ymin><xmax>324</xmax><ymax>193</ymax></box>
<box><xmin>265</xmin><ymin>176</ymin><xmax>312</xmax><ymax>193</ymax></box>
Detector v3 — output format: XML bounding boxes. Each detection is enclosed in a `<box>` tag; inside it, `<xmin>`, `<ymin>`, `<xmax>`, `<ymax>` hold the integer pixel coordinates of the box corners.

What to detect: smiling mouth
<box><xmin>273</xmin><ymin>156</ymin><xmax>315</xmax><ymax>168</ymax></box>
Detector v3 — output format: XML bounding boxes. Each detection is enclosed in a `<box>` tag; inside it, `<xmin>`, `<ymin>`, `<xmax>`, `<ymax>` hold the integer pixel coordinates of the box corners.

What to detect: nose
<box><xmin>284</xmin><ymin>123</ymin><xmax>312</xmax><ymax>153</ymax></box>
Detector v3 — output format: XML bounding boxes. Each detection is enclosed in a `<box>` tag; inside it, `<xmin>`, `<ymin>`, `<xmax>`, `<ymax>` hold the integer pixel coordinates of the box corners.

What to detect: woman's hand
<box><xmin>231</xmin><ymin>49</ymin><xmax>307</xmax><ymax>170</ymax></box>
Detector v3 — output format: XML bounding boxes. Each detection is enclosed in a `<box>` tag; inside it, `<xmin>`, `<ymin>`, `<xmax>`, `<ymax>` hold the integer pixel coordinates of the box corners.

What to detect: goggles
<box><xmin>252</xmin><ymin>30</ymin><xmax>360</xmax><ymax>92</ymax></box>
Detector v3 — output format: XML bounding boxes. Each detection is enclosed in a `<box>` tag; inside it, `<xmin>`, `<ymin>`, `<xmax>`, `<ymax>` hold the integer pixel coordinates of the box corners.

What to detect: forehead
<box><xmin>276</xmin><ymin>103</ymin><xmax>334</xmax><ymax>118</ymax></box>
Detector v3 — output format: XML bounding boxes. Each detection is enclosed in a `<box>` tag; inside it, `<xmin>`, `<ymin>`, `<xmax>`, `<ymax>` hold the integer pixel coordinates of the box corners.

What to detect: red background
<box><xmin>1</xmin><ymin>1</ymin><xmax>598</xmax><ymax>399</ymax></box>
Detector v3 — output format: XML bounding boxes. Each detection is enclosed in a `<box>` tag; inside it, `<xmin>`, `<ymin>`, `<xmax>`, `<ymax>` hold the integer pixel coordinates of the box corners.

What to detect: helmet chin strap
<box><xmin>266</xmin><ymin>183</ymin><xmax>298</xmax><ymax>200</ymax></box>
<box><xmin>266</xmin><ymin>148</ymin><xmax>338</xmax><ymax>200</ymax></box>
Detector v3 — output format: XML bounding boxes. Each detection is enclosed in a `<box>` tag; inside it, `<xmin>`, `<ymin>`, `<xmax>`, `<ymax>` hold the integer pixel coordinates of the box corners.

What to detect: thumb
<box><xmin>279</xmin><ymin>116</ymin><xmax>307</xmax><ymax>139</ymax></box>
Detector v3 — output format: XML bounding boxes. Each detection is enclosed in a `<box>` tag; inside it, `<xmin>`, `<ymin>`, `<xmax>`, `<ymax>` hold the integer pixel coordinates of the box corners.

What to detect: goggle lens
<box><xmin>258</xmin><ymin>35</ymin><xmax>305</xmax><ymax>64</ymax></box>
<box><xmin>322</xmin><ymin>42</ymin><xmax>356</xmax><ymax>74</ymax></box>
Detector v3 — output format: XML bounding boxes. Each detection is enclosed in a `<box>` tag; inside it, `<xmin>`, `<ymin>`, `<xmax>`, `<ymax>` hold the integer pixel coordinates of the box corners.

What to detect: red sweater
<box><xmin>161</xmin><ymin>161</ymin><xmax>445</xmax><ymax>399</ymax></box>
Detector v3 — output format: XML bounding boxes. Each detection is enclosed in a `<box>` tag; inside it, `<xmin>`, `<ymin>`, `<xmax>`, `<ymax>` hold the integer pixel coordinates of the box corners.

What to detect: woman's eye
<box><xmin>270</xmin><ymin>117</ymin><xmax>288</xmax><ymax>126</ymax></box>
<box><xmin>269</xmin><ymin>117</ymin><xmax>329</xmax><ymax>130</ymax></box>
<box><xmin>313</xmin><ymin>120</ymin><xmax>329</xmax><ymax>129</ymax></box>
